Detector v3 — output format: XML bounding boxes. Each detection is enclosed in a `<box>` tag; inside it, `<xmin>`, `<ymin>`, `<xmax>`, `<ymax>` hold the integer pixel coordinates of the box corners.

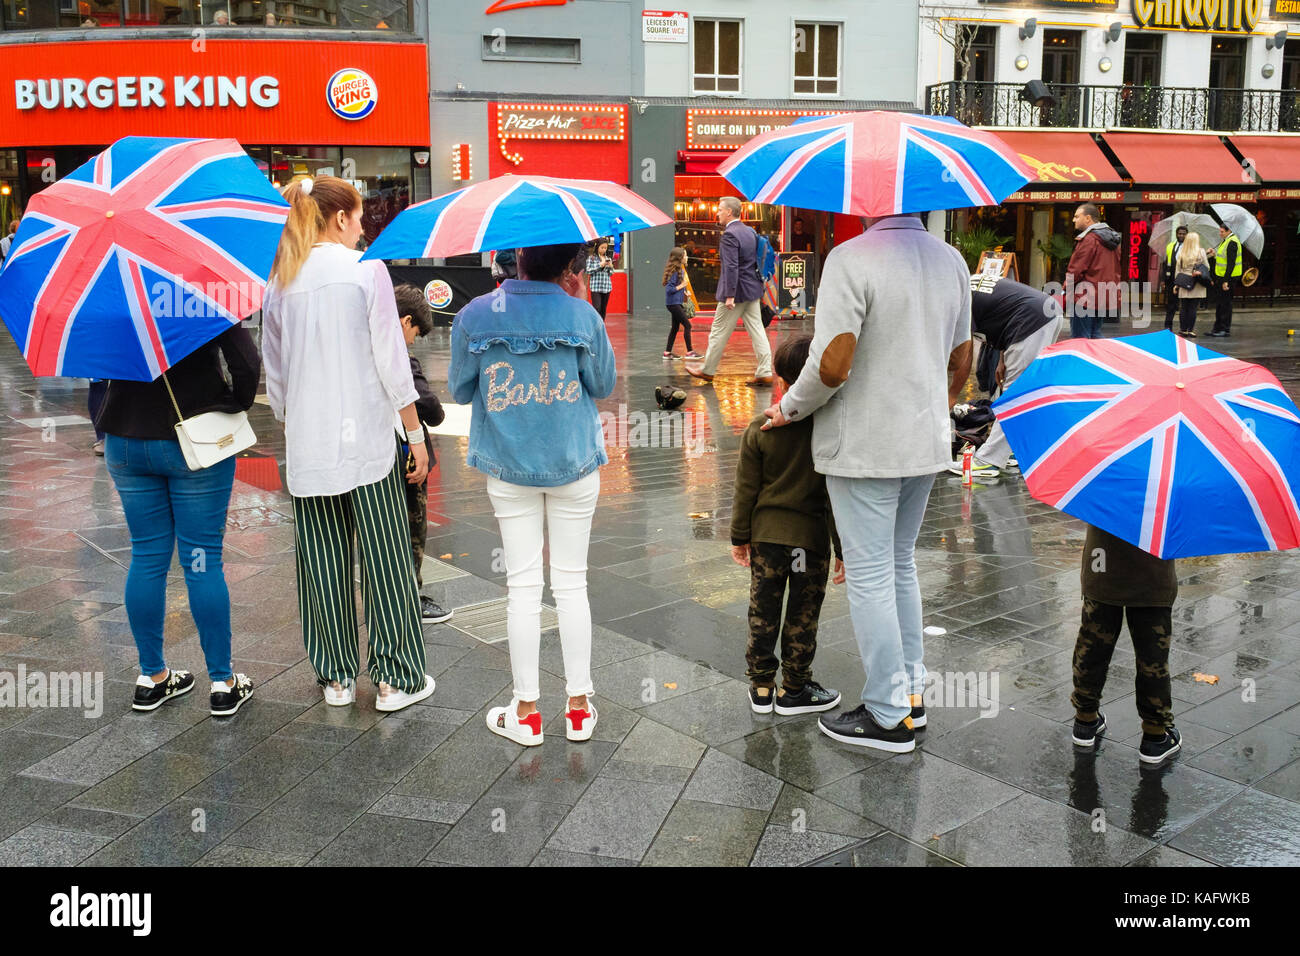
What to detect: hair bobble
<box><xmin>300</xmin><ymin>177</ymin><xmax>314</xmax><ymax>197</ymax></box>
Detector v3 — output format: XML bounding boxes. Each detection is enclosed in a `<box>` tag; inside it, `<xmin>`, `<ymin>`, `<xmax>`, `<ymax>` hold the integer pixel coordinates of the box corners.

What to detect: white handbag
<box><xmin>162</xmin><ymin>373</ymin><xmax>256</xmax><ymax>471</ymax></box>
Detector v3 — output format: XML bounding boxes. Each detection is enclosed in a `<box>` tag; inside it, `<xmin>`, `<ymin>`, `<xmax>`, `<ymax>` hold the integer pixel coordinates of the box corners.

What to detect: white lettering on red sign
<box><xmin>13</xmin><ymin>75</ymin><xmax>279</xmax><ymax>111</ymax></box>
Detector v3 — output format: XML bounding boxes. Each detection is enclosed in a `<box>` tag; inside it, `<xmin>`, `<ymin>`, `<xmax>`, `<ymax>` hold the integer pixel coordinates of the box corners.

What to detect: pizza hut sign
<box><xmin>495</xmin><ymin>102</ymin><xmax>626</xmax><ymax>165</ymax></box>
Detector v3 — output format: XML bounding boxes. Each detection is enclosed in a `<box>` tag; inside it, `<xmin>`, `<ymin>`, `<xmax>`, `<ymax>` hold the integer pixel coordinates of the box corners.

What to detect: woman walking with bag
<box><xmin>449</xmin><ymin>242</ymin><xmax>617</xmax><ymax>746</ymax></box>
<box><xmin>663</xmin><ymin>247</ymin><xmax>699</xmax><ymax>359</ymax></box>
<box><xmin>262</xmin><ymin>175</ymin><xmax>435</xmax><ymax>713</ymax></box>
<box><xmin>97</xmin><ymin>325</ymin><xmax>259</xmax><ymax>717</ymax></box>
<box><xmin>1173</xmin><ymin>232</ymin><xmax>1210</xmax><ymax>338</ymax></box>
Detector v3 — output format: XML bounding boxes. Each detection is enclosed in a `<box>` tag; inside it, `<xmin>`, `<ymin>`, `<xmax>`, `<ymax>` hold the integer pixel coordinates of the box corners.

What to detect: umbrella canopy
<box><xmin>361</xmin><ymin>175</ymin><xmax>671</xmax><ymax>260</ymax></box>
<box><xmin>1210</xmin><ymin>203</ymin><xmax>1264</xmax><ymax>258</ymax></box>
<box><xmin>991</xmin><ymin>330</ymin><xmax>1300</xmax><ymax>559</ymax></box>
<box><xmin>0</xmin><ymin>136</ymin><xmax>288</xmax><ymax>382</ymax></box>
<box><xmin>716</xmin><ymin>111</ymin><xmax>1032</xmax><ymax>217</ymax></box>
<box><xmin>1149</xmin><ymin>212</ymin><xmax>1221</xmax><ymax>258</ymax></box>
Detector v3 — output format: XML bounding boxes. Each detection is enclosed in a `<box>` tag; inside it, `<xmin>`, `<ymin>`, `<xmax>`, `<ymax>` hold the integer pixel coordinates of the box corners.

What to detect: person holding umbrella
<box><xmin>262</xmin><ymin>175</ymin><xmax>436</xmax><ymax>713</ymax></box>
<box><xmin>1209</xmin><ymin>222</ymin><xmax>1243</xmax><ymax>338</ymax></box>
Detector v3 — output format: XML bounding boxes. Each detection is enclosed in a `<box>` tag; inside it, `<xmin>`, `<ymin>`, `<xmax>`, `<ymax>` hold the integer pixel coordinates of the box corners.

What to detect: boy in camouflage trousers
<box><xmin>1071</xmin><ymin>523</ymin><xmax>1181</xmax><ymax>765</ymax></box>
<box><xmin>731</xmin><ymin>336</ymin><xmax>843</xmax><ymax>716</ymax></box>
<box><xmin>394</xmin><ymin>283</ymin><xmax>452</xmax><ymax>626</ymax></box>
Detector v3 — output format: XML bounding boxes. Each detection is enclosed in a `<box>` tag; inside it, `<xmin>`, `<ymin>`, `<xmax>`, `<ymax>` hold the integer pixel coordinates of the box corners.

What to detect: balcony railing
<box><xmin>925</xmin><ymin>82</ymin><xmax>1300</xmax><ymax>133</ymax></box>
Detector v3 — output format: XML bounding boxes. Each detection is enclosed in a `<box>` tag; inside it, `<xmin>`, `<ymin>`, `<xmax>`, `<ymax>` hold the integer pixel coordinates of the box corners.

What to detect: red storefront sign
<box><xmin>0</xmin><ymin>39</ymin><xmax>430</xmax><ymax>147</ymax></box>
<box><xmin>1141</xmin><ymin>190</ymin><xmax>1256</xmax><ymax>202</ymax></box>
<box><xmin>686</xmin><ymin>109</ymin><xmax>838</xmax><ymax>149</ymax></box>
<box><xmin>1260</xmin><ymin>187</ymin><xmax>1300</xmax><ymax>199</ymax></box>
<box><xmin>1128</xmin><ymin>218</ymin><xmax>1150</xmax><ymax>281</ymax></box>
<box><xmin>487</xmin><ymin>102</ymin><xmax>629</xmax><ymax>183</ymax></box>
<box><xmin>1004</xmin><ymin>189</ymin><xmax>1125</xmax><ymax>202</ymax></box>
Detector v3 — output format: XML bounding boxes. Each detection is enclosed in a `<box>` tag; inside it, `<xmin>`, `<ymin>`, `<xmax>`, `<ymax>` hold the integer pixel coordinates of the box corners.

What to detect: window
<box><xmin>956</xmin><ymin>25</ymin><xmax>996</xmax><ymax>83</ymax></box>
<box><xmin>482</xmin><ymin>34</ymin><xmax>581</xmax><ymax>63</ymax></box>
<box><xmin>694</xmin><ymin>18</ymin><xmax>742</xmax><ymax>93</ymax></box>
<box><xmin>794</xmin><ymin>22</ymin><xmax>840</xmax><ymax>95</ymax></box>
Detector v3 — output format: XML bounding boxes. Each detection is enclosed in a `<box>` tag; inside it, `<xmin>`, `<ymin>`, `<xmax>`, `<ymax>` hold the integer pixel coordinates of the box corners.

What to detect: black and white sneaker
<box><xmin>775</xmin><ymin>681</ymin><xmax>841</xmax><ymax>715</ymax></box>
<box><xmin>749</xmin><ymin>685</ymin><xmax>775</xmax><ymax>714</ymax></box>
<box><xmin>420</xmin><ymin>596</ymin><xmax>454</xmax><ymax>624</ymax></box>
<box><xmin>1072</xmin><ymin>712</ymin><xmax>1107</xmax><ymax>748</ymax></box>
<box><xmin>210</xmin><ymin>674</ymin><xmax>254</xmax><ymax>717</ymax></box>
<box><xmin>132</xmin><ymin>669</ymin><xmax>195</xmax><ymax>712</ymax></box>
<box><xmin>818</xmin><ymin>704</ymin><xmax>915</xmax><ymax>753</ymax></box>
<box><xmin>1139</xmin><ymin>726</ymin><xmax>1182</xmax><ymax>766</ymax></box>
<box><xmin>909</xmin><ymin>693</ymin><xmax>927</xmax><ymax>729</ymax></box>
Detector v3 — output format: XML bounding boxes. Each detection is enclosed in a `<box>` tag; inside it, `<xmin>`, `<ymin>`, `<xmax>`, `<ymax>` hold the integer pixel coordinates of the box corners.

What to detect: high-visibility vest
<box><xmin>1165</xmin><ymin>240</ymin><xmax>1179</xmax><ymax>266</ymax></box>
<box><xmin>1214</xmin><ymin>234</ymin><xmax>1243</xmax><ymax>278</ymax></box>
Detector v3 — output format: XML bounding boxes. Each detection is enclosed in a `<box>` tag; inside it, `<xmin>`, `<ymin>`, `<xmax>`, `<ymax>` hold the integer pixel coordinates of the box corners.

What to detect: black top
<box><xmin>970</xmin><ymin>274</ymin><xmax>1060</xmax><ymax>352</ymax></box>
<box><xmin>95</xmin><ymin>325</ymin><xmax>261</xmax><ymax>441</ymax></box>
<box><xmin>410</xmin><ymin>355</ymin><xmax>445</xmax><ymax>429</ymax></box>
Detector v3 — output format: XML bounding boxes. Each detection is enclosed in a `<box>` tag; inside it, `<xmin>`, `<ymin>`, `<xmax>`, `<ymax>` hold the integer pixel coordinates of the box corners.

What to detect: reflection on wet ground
<box><xmin>0</xmin><ymin>307</ymin><xmax>1296</xmax><ymax>865</ymax></box>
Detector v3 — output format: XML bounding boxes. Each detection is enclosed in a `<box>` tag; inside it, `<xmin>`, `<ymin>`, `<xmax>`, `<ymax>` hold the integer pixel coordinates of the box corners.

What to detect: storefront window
<box><xmin>0</xmin><ymin>150</ymin><xmax>20</xmax><ymax>229</ymax></box>
<box><xmin>269</xmin><ymin>145</ymin><xmax>342</xmax><ymax>187</ymax></box>
<box><xmin>343</xmin><ymin>146</ymin><xmax>411</xmax><ymax>244</ymax></box>
<box><xmin>1</xmin><ymin>0</ymin><xmax>407</xmax><ymax>28</ymax></box>
<box><xmin>673</xmin><ymin>196</ymin><xmax>779</xmax><ymax>305</ymax></box>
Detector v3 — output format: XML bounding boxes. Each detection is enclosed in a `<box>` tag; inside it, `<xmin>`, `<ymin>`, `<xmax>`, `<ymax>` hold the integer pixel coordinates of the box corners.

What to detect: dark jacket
<box><xmin>1065</xmin><ymin>224</ymin><xmax>1122</xmax><ymax>308</ymax></box>
<box><xmin>95</xmin><ymin>325</ymin><xmax>260</xmax><ymax>441</ymax></box>
<box><xmin>409</xmin><ymin>353</ymin><xmax>444</xmax><ymax>464</ymax></box>
<box><xmin>716</xmin><ymin>220</ymin><xmax>764</xmax><ymax>303</ymax></box>
<box><xmin>731</xmin><ymin>414</ymin><xmax>841</xmax><ymax>559</ymax></box>
<box><xmin>1081</xmin><ymin>524</ymin><xmax>1178</xmax><ymax>608</ymax></box>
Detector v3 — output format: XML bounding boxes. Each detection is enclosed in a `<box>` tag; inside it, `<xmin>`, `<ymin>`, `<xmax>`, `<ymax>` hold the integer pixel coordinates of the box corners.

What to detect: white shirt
<box><xmin>262</xmin><ymin>243</ymin><xmax>418</xmax><ymax>497</ymax></box>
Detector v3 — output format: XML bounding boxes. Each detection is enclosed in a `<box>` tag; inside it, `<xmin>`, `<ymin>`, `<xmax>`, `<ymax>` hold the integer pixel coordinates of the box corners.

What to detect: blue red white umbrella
<box><xmin>0</xmin><ymin>136</ymin><xmax>288</xmax><ymax>382</ymax></box>
<box><xmin>991</xmin><ymin>330</ymin><xmax>1300</xmax><ymax>559</ymax></box>
<box><xmin>361</xmin><ymin>174</ymin><xmax>671</xmax><ymax>260</ymax></box>
<box><xmin>717</xmin><ymin>111</ymin><xmax>1032</xmax><ymax>217</ymax></box>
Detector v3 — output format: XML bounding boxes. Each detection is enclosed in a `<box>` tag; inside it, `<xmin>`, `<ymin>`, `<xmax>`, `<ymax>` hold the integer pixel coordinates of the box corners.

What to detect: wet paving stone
<box><xmin>813</xmin><ymin>832</ymin><xmax>962</xmax><ymax>867</ymax></box>
<box><xmin>1168</xmin><ymin>789</ymin><xmax>1300</xmax><ymax>866</ymax></box>
<box><xmin>642</xmin><ymin>799</ymin><xmax>768</xmax><ymax>867</ymax></box>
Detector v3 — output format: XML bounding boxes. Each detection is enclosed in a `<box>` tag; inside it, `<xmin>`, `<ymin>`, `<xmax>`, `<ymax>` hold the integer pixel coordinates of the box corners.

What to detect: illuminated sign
<box><xmin>1274</xmin><ymin>0</ymin><xmax>1300</xmax><ymax>19</ymax></box>
<box><xmin>1132</xmin><ymin>0</ymin><xmax>1264</xmax><ymax>33</ymax></box>
<box><xmin>486</xmin><ymin>0</ymin><xmax>570</xmax><ymax>12</ymax></box>
<box><xmin>1142</xmin><ymin>189</ymin><xmax>1255</xmax><ymax>201</ymax></box>
<box><xmin>1128</xmin><ymin>218</ymin><xmax>1150</xmax><ymax>280</ymax></box>
<box><xmin>326</xmin><ymin>68</ymin><xmax>377</xmax><ymax>121</ymax></box>
<box><xmin>1260</xmin><ymin>187</ymin><xmax>1300</xmax><ymax>198</ymax></box>
<box><xmin>496</xmin><ymin>103</ymin><xmax>626</xmax><ymax>165</ymax></box>
<box><xmin>686</xmin><ymin>109</ymin><xmax>838</xmax><ymax>149</ymax></box>
<box><xmin>1004</xmin><ymin>189</ymin><xmax>1125</xmax><ymax>202</ymax></box>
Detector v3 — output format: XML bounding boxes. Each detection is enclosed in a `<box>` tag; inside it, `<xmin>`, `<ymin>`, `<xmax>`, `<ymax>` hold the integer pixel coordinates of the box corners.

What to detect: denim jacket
<box><xmin>449</xmin><ymin>279</ymin><xmax>617</xmax><ymax>487</ymax></box>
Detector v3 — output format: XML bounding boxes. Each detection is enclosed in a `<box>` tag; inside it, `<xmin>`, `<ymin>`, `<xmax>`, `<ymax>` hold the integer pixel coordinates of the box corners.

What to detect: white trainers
<box><xmin>487</xmin><ymin>702</ymin><xmax>544</xmax><ymax>746</ymax></box>
<box><xmin>375</xmin><ymin>674</ymin><xmax>436</xmax><ymax>712</ymax></box>
<box><xmin>323</xmin><ymin>678</ymin><xmax>356</xmax><ymax>707</ymax></box>
<box><xmin>946</xmin><ymin>457</ymin><xmax>1001</xmax><ymax>479</ymax></box>
<box><xmin>565</xmin><ymin>699</ymin><xmax>598</xmax><ymax>742</ymax></box>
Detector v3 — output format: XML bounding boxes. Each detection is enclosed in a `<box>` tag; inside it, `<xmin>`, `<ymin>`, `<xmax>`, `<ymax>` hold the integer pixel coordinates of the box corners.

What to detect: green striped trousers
<box><xmin>291</xmin><ymin>450</ymin><xmax>427</xmax><ymax>693</ymax></box>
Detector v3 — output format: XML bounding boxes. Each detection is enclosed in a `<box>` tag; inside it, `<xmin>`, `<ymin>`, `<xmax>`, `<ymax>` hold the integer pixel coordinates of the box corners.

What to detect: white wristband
<box><xmin>405</xmin><ymin>427</ymin><xmax>425</xmax><ymax>444</ymax></box>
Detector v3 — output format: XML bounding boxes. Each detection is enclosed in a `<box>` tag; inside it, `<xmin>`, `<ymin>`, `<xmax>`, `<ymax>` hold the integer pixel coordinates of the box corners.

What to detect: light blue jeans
<box><xmin>826</xmin><ymin>473</ymin><xmax>937</xmax><ymax>729</ymax></box>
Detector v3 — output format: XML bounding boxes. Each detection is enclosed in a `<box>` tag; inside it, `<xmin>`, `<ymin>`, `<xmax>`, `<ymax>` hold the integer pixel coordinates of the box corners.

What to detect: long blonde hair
<box><xmin>1176</xmin><ymin>232</ymin><xmax>1203</xmax><ymax>273</ymax></box>
<box><xmin>270</xmin><ymin>176</ymin><xmax>362</xmax><ymax>287</ymax></box>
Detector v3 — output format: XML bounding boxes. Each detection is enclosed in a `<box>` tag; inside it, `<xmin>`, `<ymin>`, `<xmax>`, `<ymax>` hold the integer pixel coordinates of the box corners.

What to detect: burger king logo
<box><xmin>327</xmin><ymin>68</ymin><xmax>378</xmax><ymax>121</ymax></box>
<box><xmin>424</xmin><ymin>280</ymin><xmax>453</xmax><ymax>310</ymax></box>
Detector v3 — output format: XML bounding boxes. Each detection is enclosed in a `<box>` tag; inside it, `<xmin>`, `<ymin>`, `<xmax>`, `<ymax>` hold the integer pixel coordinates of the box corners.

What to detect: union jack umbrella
<box><xmin>0</xmin><ymin>136</ymin><xmax>289</xmax><ymax>382</ymax></box>
<box><xmin>717</xmin><ymin>111</ymin><xmax>1032</xmax><ymax>217</ymax></box>
<box><xmin>991</xmin><ymin>331</ymin><xmax>1300</xmax><ymax>559</ymax></box>
<box><xmin>361</xmin><ymin>174</ymin><xmax>671</xmax><ymax>260</ymax></box>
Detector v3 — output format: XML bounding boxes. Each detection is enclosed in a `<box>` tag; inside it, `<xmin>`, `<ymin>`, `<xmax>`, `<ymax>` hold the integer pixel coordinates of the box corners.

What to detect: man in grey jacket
<box><xmin>763</xmin><ymin>213</ymin><xmax>971</xmax><ymax>753</ymax></box>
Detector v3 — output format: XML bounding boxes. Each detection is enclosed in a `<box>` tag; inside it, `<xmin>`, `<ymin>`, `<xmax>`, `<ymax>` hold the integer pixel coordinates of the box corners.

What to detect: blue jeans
<box><xmin>105</xmin><ymin>436</ymin><xmax>236</xmax><ymax>682</ymax></box>
<box><xmin>1069</xmin><ymin>308</ymin><xmax>1104</xmax><ymax>339</ymax></box>
<box><xmin>826</xmin><ymin>472</ymin><xmax>936</xmax><ymax>728</ymax></box>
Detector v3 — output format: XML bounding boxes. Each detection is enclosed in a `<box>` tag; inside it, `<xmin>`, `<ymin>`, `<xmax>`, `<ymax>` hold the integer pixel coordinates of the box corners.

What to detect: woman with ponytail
<box><xmin>262</xmin><ymin>176</ymin><xmax>436</xmax><ymax>713</ymax></box>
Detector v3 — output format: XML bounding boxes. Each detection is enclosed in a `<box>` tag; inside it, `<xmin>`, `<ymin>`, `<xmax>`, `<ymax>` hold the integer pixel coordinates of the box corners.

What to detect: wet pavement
<box><xmin>1</xmin><ymin>306</ymin><xmax>1299</xmax><ymax>866</ymax></box>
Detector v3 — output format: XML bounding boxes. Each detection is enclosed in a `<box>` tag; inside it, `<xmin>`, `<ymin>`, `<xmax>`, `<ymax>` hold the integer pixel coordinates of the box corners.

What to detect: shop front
<box><xmin>1224</xmin><ymin>135</ymin><xmax>1300</xmax><ymax>300</ymax></box>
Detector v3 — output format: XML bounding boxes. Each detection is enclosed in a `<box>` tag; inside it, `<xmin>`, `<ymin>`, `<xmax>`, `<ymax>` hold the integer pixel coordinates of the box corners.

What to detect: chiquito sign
<box><xmin>1132</xmin><ymin>0</ymin><xmax>1264</xmax><ymax>31</ymax></box>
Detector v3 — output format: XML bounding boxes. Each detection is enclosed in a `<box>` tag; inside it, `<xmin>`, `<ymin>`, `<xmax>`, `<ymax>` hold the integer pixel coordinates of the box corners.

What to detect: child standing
<box><xmin>731</xmin><ymin>336</ymin><xmax>843</xmax><ymax>715</ymax></box>
<box><xmin>393</xmin><ymin>283</ymin><xmax>453</xmax><ymax>626</ymax></box>
<box><xmin>1071</xmin><ymin>524</ymin><xmax>1181</xmax><ymax>765</ymax></box>
<box><xmin>662</xmin><ymin>247</ymin><xmax>698</xmax><ymax>359</ymax></box>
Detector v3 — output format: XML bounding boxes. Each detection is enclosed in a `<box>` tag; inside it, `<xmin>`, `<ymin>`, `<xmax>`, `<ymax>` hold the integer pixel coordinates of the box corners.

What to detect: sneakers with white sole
<box><xmin>323</xmin><ymin>678</ymin><xmax>356</xmax><ymax>707</ymax></box>
<box><xmin>210</xmin><ymin>674</ymin><xmax>253</xmax><ymax>717</ymax></box>
<box><xmin>375</xmin><ymin>674</ymin><xmax>436</xmax><ymax>712</ymax></box>
<box><xmin>487</xmin><ymin>701</ymin><xmax>544</xmax><ymax>746</ymax></box>
<box><xmin>565</xmin><ymin>700</ymin><xmax>598</xmax><ymax>741</ymax></box>
<box><xmin>946</xmin><ymin>457</ymin><xmax>1001</xmax><ymax>479</ymax></box>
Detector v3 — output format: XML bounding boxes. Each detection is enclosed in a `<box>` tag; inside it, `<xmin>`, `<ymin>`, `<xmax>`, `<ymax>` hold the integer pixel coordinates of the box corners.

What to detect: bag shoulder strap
<box><xmin>160</xmin><ymin>372</ymin><xmax>185</xmax><ymax>424</ymax></box>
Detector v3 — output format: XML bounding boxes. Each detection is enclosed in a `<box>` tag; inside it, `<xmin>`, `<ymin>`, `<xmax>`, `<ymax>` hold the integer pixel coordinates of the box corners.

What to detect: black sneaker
<box><xmin>1209</xmin><ymin>330</ymin><xmax>1228</xmax><ymax>338</ymax></box>
<box><xmin>775</xmin><ymin>681</ymin><xmax>841</xmax><ymax>715</ymax></box>
<box><xmin>749</xmin><ymin>685</ymin><xmax>775</xmax><ymax>714</ymax></box>
<box><xmin>1139</xmin><ymin>726</ymin><xmax>1182</xmax><ymax>766</ymax></box>
<box><xmin>210</xmin><ymin>674</ymin><xmax>254</xmax><ymax>717</ymax></box>
<box><xmin>1072</xmin><ymin>712</ymin><xmax>1107</xmax><ymax>748</ymax></box>
<box><xmin>132</xmin><ymin>669</ymin><xmax>194</xmax><ymax>712</ymax></box>
<box><xmin>420</xmin><ymin>596</ymin><xmax>454</xmax><ymax>624</ymax></box>
<box><xmin>909</xmin><ymin>694</ymin><xmax>927</xmax><ymax>729</ymax></box>
<box><xmin>818</xmin><ymin>704</ymin><xmax>915</xmax><ymax>753</ymax></box>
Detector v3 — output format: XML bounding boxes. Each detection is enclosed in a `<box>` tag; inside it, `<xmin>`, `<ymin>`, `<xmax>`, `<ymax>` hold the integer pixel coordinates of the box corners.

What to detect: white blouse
<box><xmin>262</xmin><ymin>243</ymin><xmax>418</xmax><ymax>498</ymax></box>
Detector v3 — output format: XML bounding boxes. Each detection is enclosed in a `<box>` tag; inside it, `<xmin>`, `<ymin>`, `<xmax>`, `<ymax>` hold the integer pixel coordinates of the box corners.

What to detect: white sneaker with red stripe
<box><xmin>487</xmin><ymin>702</ymin><xmax>544</xmax><ymax>746</ymax></box>
<box><xmin>565</xmin><ymin>700</ymin><xmax>598</xmax><ymax>742</ymax></box>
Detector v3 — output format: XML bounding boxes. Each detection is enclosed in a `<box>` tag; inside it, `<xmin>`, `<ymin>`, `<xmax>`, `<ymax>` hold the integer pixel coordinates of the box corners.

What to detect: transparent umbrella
<box><xmin>1210</xmin><ymin>203</ymin><xmax>1264</xmax><ymax>258</ymax></box>
<box><xmin>1149</xmin><ymin>211</ymin><xmax>1220</xmax><ymax>257</ymax></box>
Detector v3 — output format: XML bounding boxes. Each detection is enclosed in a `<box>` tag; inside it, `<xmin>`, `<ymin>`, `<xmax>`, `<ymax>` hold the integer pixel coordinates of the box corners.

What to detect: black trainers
<box><xmin>1072</xmin><ymin>712</ymin><xmax>1107</xmax><ymax>748</ymax></box>
<box><xmin>132</xmin><ymin>669</ymin><xmax>195</xmax><ymax>712</ymax></box>
<box><xmin>1139</xmin><ymin>726</ymin><xmax>1182</xmax><ymax>766</ymax></box>
<box><xmin>775</xmin><ymin>681</ymin><xmax>841</xmax><ymax>715</ymax></box>
<box><xmin>420</xmin><ymin>596</ymin><xmax>454</xmax><ymax>624</ymax></box>
<box><xmin>749</xmin><ymin>685</ymin><xmax>775</xmax><ymax>714</ymax></box>
<box><xmin>210</xmin><ymin>674</ymin><xmax>254</xmax><ymax>717</ymax></box>
<box><xmin>818</xmin><ymin>704</ymin><xmax>915</xmax><ymax>753</ymax></box>
<box><xmin>908</xmin><ymin>694</ymin><xmax>927</xmax><ymax>729</ymax></box>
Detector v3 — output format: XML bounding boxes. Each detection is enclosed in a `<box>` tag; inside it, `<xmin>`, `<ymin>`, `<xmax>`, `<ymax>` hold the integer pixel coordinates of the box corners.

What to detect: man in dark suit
<box><xmin>1162</xmin><ymin>225</ymin><xmax>1187</xmax><ymax>331</ymax></box>
<box><xmin>687</xmin><ymin>196</ymin><xmax>773</xmax><ymax>386</ymax></box>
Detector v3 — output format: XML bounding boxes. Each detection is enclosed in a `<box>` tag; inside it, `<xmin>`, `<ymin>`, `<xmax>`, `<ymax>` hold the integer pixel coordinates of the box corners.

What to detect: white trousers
<box><xmin>486</xmin><ymin>471</ymin><xmax>600</xmax><ymax>701</ymax></box>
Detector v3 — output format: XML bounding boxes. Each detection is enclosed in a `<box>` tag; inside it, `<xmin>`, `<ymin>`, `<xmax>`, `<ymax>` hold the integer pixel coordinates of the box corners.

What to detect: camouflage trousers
<box><xmin>403</xmin><ymin>474</ymin><xmax>428</xmax><ymax>589</ymax></box>
<box><xmin>1071</xmin><ymin>598</ymin><xmax>1173</xmax><ymax>737</ymax></box>
<box><xmin>747</xmin><ymin>542</ymin><xmax>829</xmax><ymax>695</ymax></box>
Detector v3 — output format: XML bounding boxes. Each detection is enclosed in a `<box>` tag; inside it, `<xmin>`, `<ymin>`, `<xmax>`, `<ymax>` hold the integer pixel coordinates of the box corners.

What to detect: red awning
<box><xmin>991</xmin><ymin>130</ymin><xmax>1125</xmax><ymax>186</ymax></box>
<box><xmin>1226</xmin><ymin>135</ymin><xmax>1300</xmax><ymax>183</ymax></box>
<box><xmin>677</xmin><ymin>150</ymin><xmax>732</xmax><ymax>175</ymax></box>
<box><xmin>1099</xmin><ymin>132</ymin><xmax>1245</xmax><ymax>185</ymax></box>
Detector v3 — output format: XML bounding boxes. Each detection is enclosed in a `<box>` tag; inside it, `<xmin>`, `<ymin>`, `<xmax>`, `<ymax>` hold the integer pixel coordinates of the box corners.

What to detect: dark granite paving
<box><xmin>1</xmin><ymin>308</ymin><xmax>1298</xmax><ymax>866</ymax></box>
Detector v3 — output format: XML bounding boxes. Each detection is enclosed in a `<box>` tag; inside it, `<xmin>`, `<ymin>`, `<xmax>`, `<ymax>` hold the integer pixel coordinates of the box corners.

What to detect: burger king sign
<box><xmin>327</xmin><ymin>68</ymin><xmax>378</xmax><ymax>121</ymax></box>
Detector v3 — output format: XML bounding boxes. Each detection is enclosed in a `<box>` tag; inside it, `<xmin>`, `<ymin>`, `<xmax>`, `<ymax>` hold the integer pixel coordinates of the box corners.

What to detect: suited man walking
<box><xmin>687</xmin><ymin>197</ymin><xmax>773</xmax><ymax>387</ymax></box>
